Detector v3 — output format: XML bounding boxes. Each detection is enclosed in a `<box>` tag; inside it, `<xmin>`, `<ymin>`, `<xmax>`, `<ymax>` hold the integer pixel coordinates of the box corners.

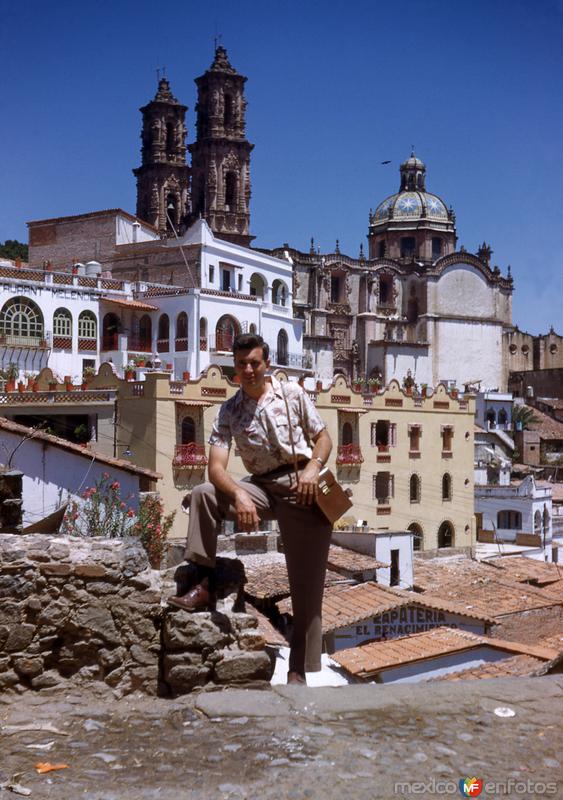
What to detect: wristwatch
<box><xmin>311</xmin><ymin>457</ymin><xmax>324</xmax><ymax>467</ymax></box>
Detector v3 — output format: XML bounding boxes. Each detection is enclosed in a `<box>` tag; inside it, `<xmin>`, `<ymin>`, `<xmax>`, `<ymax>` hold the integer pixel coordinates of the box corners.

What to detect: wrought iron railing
<box><xmin>173</xmin><ymin>443</ymin><xmax>208</xmax><ymax>468</ymax></box>
<box><xmin>336</xmin><ymin>443</ymin><xmax>364</xmax><ymax>465</ymax></box>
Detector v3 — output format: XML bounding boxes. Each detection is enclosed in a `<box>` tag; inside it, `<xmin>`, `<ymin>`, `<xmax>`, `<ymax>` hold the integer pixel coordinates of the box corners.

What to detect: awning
<box><xmin>101</xmin><ymin>297</ymin><xmax>159</xmax><ymax>311</ymax></box>
<box><xmin>337</xmin><ymin>408</ymin><xmax>368</xmax><ymax>414</ymax></box>
<box><xmin>175</xmin><ymin>400</ymin><xmax>214</xmax><ymax>409</ymax></box>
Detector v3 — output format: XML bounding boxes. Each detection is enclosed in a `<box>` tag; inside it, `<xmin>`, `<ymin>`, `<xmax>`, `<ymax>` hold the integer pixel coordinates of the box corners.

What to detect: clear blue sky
<box><xmin>2</xmin><ymin>0</ymin><xmax>561</xmax><ymax>335</ymax></box>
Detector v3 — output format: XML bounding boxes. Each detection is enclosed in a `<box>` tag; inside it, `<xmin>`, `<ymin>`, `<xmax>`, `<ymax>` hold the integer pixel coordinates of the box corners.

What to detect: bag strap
<box><xmin>280</xmin><ymin>383</ymin><xmax>301</xmax><ymax>486</ymax></box>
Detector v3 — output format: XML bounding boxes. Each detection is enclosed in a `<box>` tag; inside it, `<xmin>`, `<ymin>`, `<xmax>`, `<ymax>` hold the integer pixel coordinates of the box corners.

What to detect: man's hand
<box><xmin>234</xmin><ymin>488</ymin><xmax>260</xmax><ymax>531</ymax></box>
<box><xmin>292</xmin><ymin>461</ymin><xmax>321</xmax><ymax>506</ymax></box>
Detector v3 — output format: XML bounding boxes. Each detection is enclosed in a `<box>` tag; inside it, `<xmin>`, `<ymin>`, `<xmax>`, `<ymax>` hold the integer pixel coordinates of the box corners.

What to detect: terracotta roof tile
<box><xmin>277</xmin><ymin>581</ymin><xmax>494</xmax><ymax>630</ymax></box>
<box><xmin>245</xmin><ymin>603</ymin><xmax>288</xmax><ymax>647</ymax></box>
<box><xmin>244</xmin><ymin>561</ymin><xmax>348</xmax><ymax>600</ymax></box>
<box><xmin>101</xmin><ymin>297</ymin><xmax>159</xmax><ymax>311</ymax></box>
<box><xmin>431</xmin><ymin>654</ymin><xmax>546</xmax><ymax>681</ymax></box>
<box><xmin>413</xmin><ymin>556</ymin><xmax>562</xmax><ymax>615</ymax></box>
<box><xmin>523</xmin><ymin>404</ymin><xmax>563</xmax><ymax>441</ymax></box>
<box><xmin>331</xmin><ymin>627</ymin><xmax>559</xmax><ymax>678</ymax></box>
<box><xmin>489</xmin><ymin>556</ymin><xmax>563</xmax><ymax>586</ymax></box>
<box><xmin>327</xmin><ymin>544</ymin><xmax>387</xmax><ymax>574</ymax></box>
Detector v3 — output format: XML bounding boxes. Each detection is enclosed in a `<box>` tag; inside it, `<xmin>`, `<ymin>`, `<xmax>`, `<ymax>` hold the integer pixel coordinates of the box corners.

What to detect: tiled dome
<box><xmin>374</xmin><ymin>191</ymin><xmax>448</xmax><ymax>222</ymax></box>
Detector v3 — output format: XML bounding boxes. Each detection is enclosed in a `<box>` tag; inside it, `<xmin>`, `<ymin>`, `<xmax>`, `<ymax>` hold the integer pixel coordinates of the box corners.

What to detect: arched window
<box><xmin>498</xmin><ymin>510</ymin><xmax>522</xmax><ymax>529</ymax></box>
<box><xmin>0</xmin><ymin>298</ymin><xmax>44</xmax><ymax>343</ymax></box>
<box><xmin>400</xmin><ymin>237</ymin><xmax>416</xmax><ymax>258</ymax></box>
<box><xmin>102</xmin><ymin>312</ymin><xmax>119</xmax><ymax>350</ymax></box>
<box><xmin>277</xmin><ymin>329</ymin><xmax>288</xmax><ymax>365</ymax></box>
<box><xmin>78</xmin><ymin>311</ymin><xmax>97</xmax><ymax>340</ymax></box>
<box><xmin>181</xmin><ymin>416</ymin><xmax>196</xmax><ymax>445</ymax></box>
<box><xmin>408</xmin><ymin>522</ymin><xmax>423</xmax><ymax>551</ymax></box>
<box><xmin>543</xmin><ymin>505</ymin><xmax>550</xmax><ymax>535</ymax></box>
<box><xmin>342</xmin><ymin>422</ymin><xmax>353</xmax><ymax>446</ymax></box>
<box><xmin>224</xmin><ymin>93</ymin><xmax>233</xmax><ymax>126</ymax></box>
<box><xmin>157</xmin><ymin>314</ymin><xmax>169</xmax><ymax>352</ymax></box>
<box><xmin>438</xmin><ymin>521</ymin><xmax>454</xmax><ymax>548</ymax></box>
<box><xmin>249</xmin><ymin>323</ymin><xmax>257</xmax><ymax>334</ymax></box>
<box><xmin>431</xmin><ymin>237</ymin><xmax>442</xmax><ymax>260</ymax></box>
<box><xmin>442</xmin><ymin>473</ymin><xmax>452</xmax><ymax>501</ymax></box>
<box><xmin>225</xmin><ymin>172</ymin><xmax>237</xmax><ymax>210</ymax></box>
<box><xmin>215</xmin><ymin>315</ymin><xmax>240</xmax><ymax>352</ymax></box>
<box><xmin>407</xmin><ymin>297</ymin><xmax>419</xmax><ymax>324</ymax></box>
<box><xmin>486</xmin><ymin>408</ymin><xmax>496</xmax><ymax>428</ymax></box>
<box><xmin>272</xmin><ymin>280</ymin><xmax>287</xmax><ymax>306</ymax></box>
<box><xmin>410</xmin><ymin>474</ymin><xmax>421</xmax><ymax>503</ymax></box>
<box><xmin>53</xmin><ymin>308</ymin><xmax>72</xmax><ymax>337</ymax></box>
<box><xmin>139</xmin><ymin>315</ymin><xmax>152</xmax><ymax>351</ymax></box>
<box><xmin>498</xmin><ymin>408</ymin><xmax>508</xmax><ymax>427</ymax></box>
<box><xmin>378</xmin><ymin>241</ymin><xmax>386</xmax><ymax>258</ymax></box>
<box><xmin>249</xmin><ymin>273</ymin><xmax>266</xmax><ymax>299</ymax></box>
<box><xmin>534</xmin><ymin>510</ymin><xmax>542</xmax><ymax>535</ymax></box>
<box><xmin>176</xmin><ymin>312</ymin><xmax>188</xmax><ymax>351</ymax></box>
<box><xmin>200</xmin><ymin>317</ymin><xmax>208</xmax><ymax>351</ymax></box>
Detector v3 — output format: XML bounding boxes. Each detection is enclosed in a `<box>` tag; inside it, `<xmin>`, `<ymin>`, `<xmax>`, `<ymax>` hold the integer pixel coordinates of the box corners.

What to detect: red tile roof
<box><xmin>487</xmin><ymin>555</ymin><xmax>562</xmax><ymax>586</ymax></box>
<box><xmin>101</xmin><ymin>297</ymin><xmax>159</xmax><ymax>311</ymax></box>
<box><xmin>327</xmin><ymin>544</ymin><xmax>387</xmax><ymax>574</ymax></box>
<box><xmin>431</xmin><ymin>654</ymin><xmax>547</xmax><ymax>681</ymax></box>
<box><xmin>331</xmin><ymin>626</ymin><xmax>559</xmax><ymax>678</ymax></box>
<box><xmin>277</xmin><ymin>581</ymin><xmax>494</xmax><ymax>630</ymax></box>
<box><xmin>0</xmin><ymin>417</ymin><xmax>160</xmax><ymax>480</ymax></box>
<box><xmin>245</xmin><ymin>604</ymin><xmax>288</xmax><ymax>647</ymax></box>
<box><xmin>244</xmin><ymin>560</ymin><xmax>348</xmax><ymax>600</ymax></box>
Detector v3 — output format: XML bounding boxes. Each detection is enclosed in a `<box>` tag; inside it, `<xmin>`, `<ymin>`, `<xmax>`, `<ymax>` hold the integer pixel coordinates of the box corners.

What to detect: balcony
<box><xmin>127</xmin><ymin>336</ymin><xmax>152</xmax><ymax>353</ymax></box>
<box><xmin>156</xmin><ymin>338</ymin><xmax>170</xmax><ymax>353</ymax></box>
<box><xmin>336</xmin><ymin>443</ymin><xmax>364</xmax><ymax>466</ymax></box>
<box><xmin>0</xmin><ymin>333</ymin><xmax>50</xmax><ymax>350</ymax></box>
<box><xmin>101</xmin><ymin>333</ymin><xmax>119</xmax><ymax>352</ymax></box>
<box><xmin>175</xmin><ymin>337</ymin><xmax>188</xmax><ymax>352</ymax></box>
<box><xmin>173</xmin><ymin>443</ymin><xmax>208</xmax><ymax>468</ymax></box>
<box><xmin>78</xmin><ymin>337</ymin><xmax>97</xmax><ymax>352</ymax></box>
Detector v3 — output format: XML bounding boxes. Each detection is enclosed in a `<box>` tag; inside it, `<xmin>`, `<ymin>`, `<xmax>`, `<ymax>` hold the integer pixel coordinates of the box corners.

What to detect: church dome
<box><xmin>372</xmin><ymin>152</ymin><xmax>450</xmax><ymax>224</ymax></box>
<box><xmin>374</xmin><ymin>191</ymin><xmax>448</xmax><ymax>222</ymax></box>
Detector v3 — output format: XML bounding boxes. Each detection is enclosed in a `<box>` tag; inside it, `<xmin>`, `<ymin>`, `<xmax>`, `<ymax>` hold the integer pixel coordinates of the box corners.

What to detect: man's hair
<box><xmin>232</xmin><ymin>333</ymin><xmax>269</xmax><ymax>361</ymax></box>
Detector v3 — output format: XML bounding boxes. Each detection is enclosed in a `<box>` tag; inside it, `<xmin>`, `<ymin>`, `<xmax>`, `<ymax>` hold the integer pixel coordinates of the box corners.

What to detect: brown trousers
<box><xmin>184</xmin><ymin>472</ymin><xmax>332</xmax><ymax>673</ymax></box>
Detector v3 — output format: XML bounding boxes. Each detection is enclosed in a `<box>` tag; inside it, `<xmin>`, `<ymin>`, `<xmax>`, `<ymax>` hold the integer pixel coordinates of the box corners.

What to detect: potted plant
<box><xmin>6</xmin><ymin>363</ymin><xmax>19</xmax><ymax>392</ymax></box>
<box><xmin>352</xmin><ymin>375</ymin><xmax>365</xmax><ymax>392</ymax></box>
<box><xmin>450</xmin><ymin>386</ymin><xmax>459</xmax><ymax>399</ymax></box>
<box><xmin>73</xmin><ymin>423</ymin><xmax>90</xmax><ymax>446</ymax></box>
<box><xmin>64</xmin><ymin>375</ymin><xmax>74</xmax><ymax>392</ymax></box>
<box><xmin>125</xmin><ymin>362</ymin><xmax>135</xmax><ymax>381</ymax></box>
<box><xmin>367</xmin><ymin>377</ymin><xmax>381</xmax><ymax>393</ymax></box>
<box><xmin>48</xmin><ymin>380</ymin><xmax>58</xmax><ymax>392</ymax></box>
<box><xmin>83</xmin><ymin>365</ymin><xmax>96</xmax><ymax>384</ymax></box>
<box><xmin>182</xmin><ymin>371</ymin><xmax>190</xmax><ymax>382</ymax></box>
<box><xmin>134</xmin><ymin>355</ymin><xmax>146</xmax><ymax>368</ymax></box>
<box><xmin>420</xmin><ymin>383</ymin><xmax>428</xmax><ymax>397</ymax></box>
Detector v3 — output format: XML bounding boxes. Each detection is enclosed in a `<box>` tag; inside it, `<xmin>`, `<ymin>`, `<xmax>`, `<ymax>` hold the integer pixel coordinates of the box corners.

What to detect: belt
<box><xmin>256</xmin><ymin>459</ymin><xmax>308</xmax><ymax>479</ymax></box>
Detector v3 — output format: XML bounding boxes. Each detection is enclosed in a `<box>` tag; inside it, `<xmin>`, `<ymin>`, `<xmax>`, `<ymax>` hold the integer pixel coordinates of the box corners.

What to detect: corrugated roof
<box><xmin>277</xmin><ymin>581</ymin><xmax>494</xmax><ymax>630</ymax></box>
<box><xmin>331</xmin><ymin>626</ymin><xmax>559</xmax><ymax>678</ymax></box>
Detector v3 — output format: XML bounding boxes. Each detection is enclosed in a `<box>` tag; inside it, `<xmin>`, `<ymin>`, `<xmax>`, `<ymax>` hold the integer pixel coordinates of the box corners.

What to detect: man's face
<box><xmin>233</xmin><ymin>346</ymin><xmax>269</xmax><ymax>390</ymax></box>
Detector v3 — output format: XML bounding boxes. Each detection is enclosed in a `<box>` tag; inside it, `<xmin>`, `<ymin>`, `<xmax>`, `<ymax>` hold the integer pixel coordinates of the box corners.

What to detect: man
<box><xmin>170</xmin><ymin>333</ymin><xmax>333</xmax><ymax>685</ymax></box>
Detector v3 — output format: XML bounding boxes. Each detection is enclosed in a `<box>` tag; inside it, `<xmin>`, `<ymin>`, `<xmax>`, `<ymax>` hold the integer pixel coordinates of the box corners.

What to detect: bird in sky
<box><xmin>381</xmin><ymin>160</ymin><xmax>391</xmax><ymax>164</ymax></box>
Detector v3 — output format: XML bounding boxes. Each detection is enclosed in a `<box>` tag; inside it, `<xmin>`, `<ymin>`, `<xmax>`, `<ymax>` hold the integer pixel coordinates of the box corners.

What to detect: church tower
<box><xmin>133</xmin><ymin>77</ymin><xmax>190</xmax><ymax>235</ymax></box>
<box><xmin>188</xmin><ymin>46</ymin><xmax>254</xmax><ymax>246</ymax></box>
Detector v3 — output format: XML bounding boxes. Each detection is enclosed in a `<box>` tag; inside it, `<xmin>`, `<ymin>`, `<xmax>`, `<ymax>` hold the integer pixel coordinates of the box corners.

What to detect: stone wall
<box><xmin>0</xmin><ymin>534</ymin><xmax>272</xmax><ymax>696</ymax></box>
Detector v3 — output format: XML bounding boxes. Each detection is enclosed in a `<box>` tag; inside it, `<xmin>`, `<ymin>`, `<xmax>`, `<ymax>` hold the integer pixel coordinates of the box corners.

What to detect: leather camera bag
<box><xmin>281</xmin><ymin>384</ymin><xmax>353</xmax><ymax>524</ymax></box>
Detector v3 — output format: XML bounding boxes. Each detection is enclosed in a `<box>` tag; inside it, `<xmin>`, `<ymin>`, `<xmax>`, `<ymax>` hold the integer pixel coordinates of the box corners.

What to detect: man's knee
<box><xmin>187</xmin><ymin>482</ymin><xmax>215</xmax><ymax>507</ymax></box>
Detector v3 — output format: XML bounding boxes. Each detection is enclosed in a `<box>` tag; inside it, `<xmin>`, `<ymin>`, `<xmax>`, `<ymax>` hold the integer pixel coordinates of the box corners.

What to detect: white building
<box><xmin>475</xmin><ymin>475</ymin><xmax>553</xmax><ymax>560</ymax></box>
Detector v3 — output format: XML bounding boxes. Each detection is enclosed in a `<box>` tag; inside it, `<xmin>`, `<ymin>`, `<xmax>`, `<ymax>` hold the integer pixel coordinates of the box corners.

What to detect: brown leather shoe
<box><xmin>168</xmin><ymin>579</ymin><xmax>215</xmax><ymax>612</ymax></box>
<box><xmin>287</xmin><ymin>671</ymin><xmax>307</xmax><ymax>685</ymax></box>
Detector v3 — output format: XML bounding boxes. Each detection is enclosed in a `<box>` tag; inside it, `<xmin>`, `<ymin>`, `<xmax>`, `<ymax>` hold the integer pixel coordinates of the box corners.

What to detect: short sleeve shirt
<box><xmin>209</xmin><ymin>376</ymin><xmax>326</xmax><ymax>475</ymax></box>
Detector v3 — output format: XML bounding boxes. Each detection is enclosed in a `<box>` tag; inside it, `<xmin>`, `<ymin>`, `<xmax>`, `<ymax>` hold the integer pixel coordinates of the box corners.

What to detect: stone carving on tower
<box><xmin>187</xmin><ymin>46</ymin><xmax>254</xmax><ymax>246</ymax></box>
<box><xmin>133</xmin><ymin>77</ymin><xmax>190</xmax><ymax>235</ymax></box>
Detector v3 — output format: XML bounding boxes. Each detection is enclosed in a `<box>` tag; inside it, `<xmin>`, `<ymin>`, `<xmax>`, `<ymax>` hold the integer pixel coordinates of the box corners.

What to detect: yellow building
<box><xmin>113</xmin><ymin>368</ymin><xmax>475</xmax><ymax>552</ymax></box>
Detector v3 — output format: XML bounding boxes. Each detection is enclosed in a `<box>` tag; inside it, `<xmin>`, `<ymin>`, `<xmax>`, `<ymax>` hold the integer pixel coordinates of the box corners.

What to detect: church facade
<box><xmin>25</xmin><ymin>46</ymin><xmax>560</xmax><ymax>393</ymax></box>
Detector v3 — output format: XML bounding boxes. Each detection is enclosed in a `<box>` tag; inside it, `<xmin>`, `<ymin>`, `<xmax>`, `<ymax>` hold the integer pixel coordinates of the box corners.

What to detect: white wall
<box><xmin>331</xmin><ymin>530</ymin><xmax>414</xmax><ymax>589</ymax></box>
<box><xmin>377</xmin><ymin>646</ymin><xmax>513</xmax><ymax>684</ymax></box>
<box><xmin>0</xmin><ymin>428</ymin><xmax>143</xmax><ymax>526</ymax></box>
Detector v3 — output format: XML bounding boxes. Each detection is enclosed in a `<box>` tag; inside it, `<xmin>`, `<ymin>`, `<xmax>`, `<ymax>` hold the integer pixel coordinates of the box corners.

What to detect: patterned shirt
<box><xmin>209</xmin><ymin>376</ymin><xmax>326</xmax><ymax>475</ymax></box>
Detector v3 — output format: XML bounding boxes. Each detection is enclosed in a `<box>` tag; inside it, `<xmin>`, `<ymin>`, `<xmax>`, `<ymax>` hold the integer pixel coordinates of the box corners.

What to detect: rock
<box><xmin>40</xmin><ymin>563</ymin><xmax>72</xmax><ymax>576</ymax></box>
<box><xmin>25</xmin><ymin>596</ymin><xmax>42</xmax><ymax>613</ymax></box>
<box><xmin>213</xmin><ymin>649</ymin><xmax>272</xmax><ymax>683</ymax></box>
<box><xmin>166</xmin><ymin>664</ymin><xmax>210</xmax><ymax>694</ymax></box>
<box><xmin>48</xmin><ymin>543</ymin><xmax>70</xmax><ymax>560</ymax></box>
<box><xmin>5</xmin><ymin>623</ymin><xmax>35</xmax><ymax>652</ymax></box>
<box><xmin>0</xmin><ymin>574</ymin><xmax>36</xmax><ymax>600</ymax></box>
<box><xmin>38</xmin><ymin>599</ymin><xmax>70</xmax><ymax>627</ymax></box>
<box><xmin>163</xmin><ymin>652</ymin><xmax>203</xmax><ymax>670</ymax></box>
<box><xmin>69</xmin><ymin>604</ymin><xmax>120</xmax><ymax>644</ymax></box>
<box><xmin>129</xmin><ymin>644</ymin><xmax>157</xmax><ymax>666</ymax></box>
<box><xmin>130</xmin><ymin>665</ymin><xmax>159</xmax><ymax>692</ymax></box>
<box><xmin>121</xmin><ymin>541</ymin><xmax>149</xmax><ymax>577</ymax></box>
<box><xmin>74</xmin><ymin>565</ymin><xmax>108</xmax><ymax>578</ymax></box>
<box><xmin>0</xmin><ymin>669</ymin><xmax>20</xmax><ymax>690</ymax></box>
<box><xmin>163</xmin><ymin>613</ymin><xmax>234</xmax><ymax>652</ymax></box>
<box><xmin>238</xmin><ymin>631</ymin><xmax>266</xmax><ymax>651</ymax></box>
<box><xmin>0</xmin><ymin>624</ymin><xmax>8</xmax><ymax>648</ymax></box>
<box><xmin>99</xmin><ymin>646</ymin><xmax>126</xmax><ymax>671</ymax></box>
<box><xmin>13</xmin><ymin>656</ymin><xmax>44</xmax><ymax>678</ymax></box>
<box><xmin>31</xmin><ymin>669</ymin><xmax>62</xmax><ymax>689</ymax></box>
<box><xmin>105</xmin><ymin>665</ymin><xmax>127</xmax><ymax>688</ymax></box>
